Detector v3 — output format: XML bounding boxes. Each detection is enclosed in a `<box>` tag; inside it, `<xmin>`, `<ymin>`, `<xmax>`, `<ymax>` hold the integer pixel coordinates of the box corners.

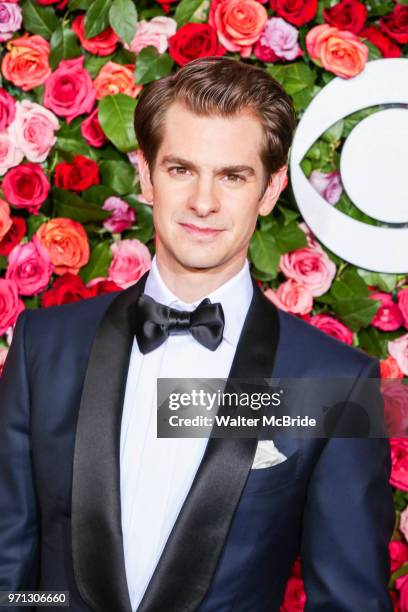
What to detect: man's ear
<box><xmin>136</xmin><ymin>150</ymin><xmax>154</xmax><ymax>205</ymax></box>
<box><xmin>258</xmin><ymin>165</ymin><xmax>288</xmax><ymax>216</ymax></box>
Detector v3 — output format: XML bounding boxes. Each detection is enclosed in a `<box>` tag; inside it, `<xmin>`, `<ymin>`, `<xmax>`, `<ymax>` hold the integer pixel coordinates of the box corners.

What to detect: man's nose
<box><xmin>187</xmin><ymin>177</ymin><xmax>220</xmax><ymax>217</ymax></box>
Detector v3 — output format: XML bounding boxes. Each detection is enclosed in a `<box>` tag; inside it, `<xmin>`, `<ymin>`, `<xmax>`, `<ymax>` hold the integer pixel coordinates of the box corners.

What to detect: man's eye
<box><xmin>225</xmin><ymin>174</ymin><xmax>244</xmax><ymax>183</ymax></box>
<box><xmin>169</xmin><ymin>166</ymin><xmax>188</xmax><ymax>175</ymax></box>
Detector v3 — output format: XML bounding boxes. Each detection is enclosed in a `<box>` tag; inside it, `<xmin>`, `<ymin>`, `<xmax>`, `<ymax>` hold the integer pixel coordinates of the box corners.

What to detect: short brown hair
<box><xmin>134</xmin><ymin>56</ymin><xmax>297</xmax><ymax>195</ymax></box>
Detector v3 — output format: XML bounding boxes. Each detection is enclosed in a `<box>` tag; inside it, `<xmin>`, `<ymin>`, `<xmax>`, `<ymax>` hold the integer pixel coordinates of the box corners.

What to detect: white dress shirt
<box><xmin>120</xmin><ymin>255</ymin><xmax>253</xmax><ymax>611</ymax></box>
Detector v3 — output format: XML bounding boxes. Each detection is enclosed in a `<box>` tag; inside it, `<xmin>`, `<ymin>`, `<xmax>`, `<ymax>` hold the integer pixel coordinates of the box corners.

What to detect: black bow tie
<box><xmin>132</xmin><ymin>293</ymin><xmax>225</xmax><ymax>354</ymax></box>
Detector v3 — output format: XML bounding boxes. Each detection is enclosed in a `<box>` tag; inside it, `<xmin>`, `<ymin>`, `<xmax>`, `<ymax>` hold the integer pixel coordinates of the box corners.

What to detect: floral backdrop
<box><xmin>0</xmin><ymin>0</ymin><xmax>408</xmax><ymax>608</ymax></box>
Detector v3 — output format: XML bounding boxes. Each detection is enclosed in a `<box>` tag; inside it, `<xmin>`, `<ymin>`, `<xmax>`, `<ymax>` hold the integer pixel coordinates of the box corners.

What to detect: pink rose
<box><xmin>0</xmin><ymin>131</ymin><xmax>24</xmax><ymax>176</ymax></box>
<box><xmin>0</xmin><ymin>278</ymin><xmax>24</xmax><ymax>334</ymax></box>
<box><xmin>102</xmin><ymin>196</ymin><xmax>136</xmax><ymax>233</ymax></box>
<box><xmin>398</xmin><ymin>288</ymin><xmax>408</xmax><ymax>330</ymax></box>
<box><xmin>254</xmin><ymin>17</ymin><xmax>303</xmax><ymax>62</ymax></box>
<box><xmin>396</xmin><ymin>574</ymin><xmax>408</xmax><ymax>611</ymax></box>
<box><xmin>309</xmin><ymin>313</ymin><xmax>354</xmax><ymax>344</ymax></box>
<box><xmin>8</xmin><ymin>99</ymin><xmax>59</xmax><ymax>163</ymax></box>
<box><xmin>0</xmin><ymin>345</ymin><xmax>9</xmax><ymax>377</ymax></box>
<box><xmin>44</xmin><ymin>56</ymin><xmax>95</xmax><ymax>124</ymax></box>
<box><xmin>390</xmin><ymin>438</ymin><xmax>408</xmax><ymax>491</ymax></box>
<box><xmin>390</xmin><ymin>541</ymin><xmax>408</xmax><ymax>573</ymax></box>
<box><xmin>309</xmin><ymin>170</ymin><xmax>342</xmax><ymax>205</ymax></box>
<box><xmin>0</xmin><ymin>87</ymin><xmax>16</xmax><ymax>129</ymax></box>
<box><xmin>5</xmin><ymin>236</ymin><xmax>53</xmax><ymax>295</ymax></box>
<box><xmin>388</xmin><ymin>334</ymin><xmax>408</xmax><ymax>376</ymax></box>
<box><xmin>400</xmin><ymin>506</ymin><xmax>408</xmax><ymax>543</ymax></box>
<box><xmin>209</xmin><ymin>0</ymin><xmax>268</xmax><ymax>58</ymax></box>
<box><xmin>264</xmin><ymin>279</ymin><xmax>313</xmax><ymax>315</ymax></box>
<box><xmin>108</xmin><ymin>239</ymin><xmax>151</xmax><ymax>289</ymax></box>
<box><xmin>80</xmin><ymin>108</ymin><xmax>107</xmax><ymax>148</ymax></box>
<box><xmin>369</xmin><ymin>291</ymin><xmax>403</xmax><ymax>332</ymax></box>
<box><xmin>381</xmin><ymin>379</ymin><xmax>408</xmax><ymax>437</ymax></box>
<box><xmin>126</xmin><ymin>16</ymin><xmax>177</xmax><ymax>54</ymax></box>
<box><xmin>0</xmin><ymin>2</ymin><xmax>22</xmax><ymax>42</ymax></box>
<box><xmin>0</xmin><ymin>197</ymin><xmax>12</xmax><ymax>240</ymax></box>
<box><xmin>380</xmin><ymin>355</ymin><xmax>404</xmax><ymax>380</ymax></box>
<box><xmin>306</xmin><ymin>23</ymin><xmax>369</xmax><ymax>78</ymax></box>
<box><xmin>279</xmin><ymin>245</ymin><xmax>336</xmax><ymax>297</ymax></box>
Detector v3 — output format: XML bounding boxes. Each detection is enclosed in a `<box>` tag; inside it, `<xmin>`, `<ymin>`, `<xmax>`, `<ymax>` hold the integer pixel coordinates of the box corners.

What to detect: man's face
<box><xmin>138</xmin><ymin>101</ymin><xmax>287</xmax><ymax>274</ymax></box>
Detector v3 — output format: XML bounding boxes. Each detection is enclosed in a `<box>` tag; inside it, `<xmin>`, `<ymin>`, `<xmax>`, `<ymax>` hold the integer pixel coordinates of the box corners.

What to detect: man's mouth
<box><xmin>179</xmin><ymin>223</ymin><xmax>225</xmax><ymax>237</ymax></box>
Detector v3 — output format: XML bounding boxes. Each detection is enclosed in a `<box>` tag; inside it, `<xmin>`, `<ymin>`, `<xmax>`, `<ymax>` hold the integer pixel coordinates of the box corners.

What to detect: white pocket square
<box><xmin>251</xmin><ymin>440</ymin><xmax>287</xmax><ymax>469</ymax></box>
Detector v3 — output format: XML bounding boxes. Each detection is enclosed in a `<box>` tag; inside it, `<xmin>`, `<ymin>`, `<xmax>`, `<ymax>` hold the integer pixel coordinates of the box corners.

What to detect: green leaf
<box><xmin>85</xmin><ymin>0</ymin><xmax>111</xmax><ymax>38</ymax></box>
<box><xmin>266</xmin><ymin>62</ymin><xmax>316</xmax><ymax>96</ymax></box>
<box><xmin>331</xmin><ymin>269</ymin><xmax>370</xmax><ymax>301</ymax></box>
<box><xmin>365</xmin><ymin>40</ymin><xmax>382</xmax><ymax>61</ymax></box>
<box><xmin>84</xmin><ymin>53</ymin><xmax>115</xmax><ymax>78</ymax></box>
<box><xmin>109</xmin><ymin>0</ymin><xmax>137</xmax><ymax>45</ymax></box>
<box><xmin>125</xmin><ymin>201</ymin><xmax>153</xmax><ymax>242</ymax></box>
<box><xmin>21</xmin><ymin>0</ymin><xmax>58</xmax><ymax>40</ymax></box>
<box><xmin>49</xmin><ymin>26</ymin><xmax>81</xmax><ymax>71</ymax></box>
<box><xmin>82</xmin><ymin>185</ymin><xmax>117</xmax><ymax>205</ymax></box>
<box><xmin>248</xmin><ymin>230</ymin><xmax>279</xmax><ymax>277</ymax></box>
<box><xmin>0</xmin><ymin>255</ymin><xmax>7</xmax><ymax>270</ymax></box>
<box><xmin>357</xmin><ymin>328</ymin><xmax>388</xmax><ymax>359</ymax></box>
<box><xmin>24</xmin><ymin>296</ymin><xmax>41</xmax><ymax>309</ymax></box>
<box><xmin>356</xmin><ymin>268</ymin><xmax>397</xmax><ymax>293</ymax></box>
<box><xmin>79</xmin><ymin>240</ymin><xmax>113</xmax><ymax>283</ymax></box>
<box><xmin>321</xmin><ymin>119</ymin><xmax>344</xmax><ymax>143</ymax></box>
<box><xmin>27</xmin><ymin>213</ymin><xmax>48</xmax><ymax>239</ymax></box>
<box><xmin>99</xmin><ymin>160</ymin><xmax>135</xmax><ymax>194</ymax></box>
<box><xmin>134</xmin><ymin>46</ymin><xmax>174</xmax><ymax>85</ymax></box>
<box><xmin>278</xmin><ymin>205</ymin><xmax>299</xmax><ymax>226</ymax></box>
<box><xmin>98</xmin><ymin>94</ymin><xmax>137</xmax><ymax>153</ymax></box>
<box><xmin>331</xmin><ymin>297</ymin><xmax>379</xmax><ymax>332</ymax></box>
<box><xmin>274</xmin><ymin>221</ymin><xmax>307</xmax><ymax>254</ymax></box>
<box><xmin>69</xmin><ymin>0</ymin><xmax>93</xmax><ymax>9</ymax></box>
<box><xmin>53</xmin><ymin>188</ymin><xmax>112</xmax><ymax>223</ymax></box>
<box><xmin>174</xmin><ymin>0</ymin><xmax>203</xmax><ymax>26</ymax></box>
<box><xmin>56</xmin><ymin>123</ymin><xmax>93</xmax><ymax>157</ymax></box>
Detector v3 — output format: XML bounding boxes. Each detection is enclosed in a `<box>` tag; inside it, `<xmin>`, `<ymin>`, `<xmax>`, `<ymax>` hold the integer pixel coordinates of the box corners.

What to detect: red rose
<box><xmin>323</xmin><ymin>0</ymin><xmax>367</xmax><ymax>34</ymax></box>
<box><xmin>0</xmin><ymin>216</ymin><xmax>26</xmax><ymax>256</ymax></box>
<box><xmin>80</xmin><ymin>108</ymin><xmax>107</xmax><ymax>148</ymax></box>
<box><xmin>2</xmin><ymin>163</ymin><xmax>50</xmax><ymax>214</ymax></box>
<box><xmin>71</xmin><ymin>14</ymin><xmax>119</xmax><ymax>56</ymax></box>
<box><xmin>36</xmin><ymin>0</ymin><xmax>68</xmax><ymax>8</ymax></box>
<box><xmin>269</xmin><ymin>0</ymin><xmax>317</xmax><ymax>26</ymax></box>
<box><xmin>168</xmin><ymin>23</ymin><xmax>226</xmax><ymax>66</ymax></box>
<box><xmin>360</xmin><ymin>25</ymin><xmax>401</xmax><ymax>58</ymax></box>
<box><xmin>156</xmin><ymin>0</ymin><xmax>178</xmax><ymax>13</ymax></box>
<box><xmin>281</xmin><ymin>576</ymin><xmax>307</xmax><ymax>611</ymax></box>
<box><xmin>54</xmin><ymin>155</ymin><xmax>100</xmax><ymax>191</ymax></box>
<box><xmin>87</xmin><ymin>278</ymin><xmax>122</xmax><ymax>296</ymax></box>
<box><xmin>41</xmin><ymin>273</ymin><xmax>94</xmax><ymax>307</ymax></box>
<box><xmin>379</xmin><ymin>4</ymin><xmax>408</xmax><ymax>45</ymax></box>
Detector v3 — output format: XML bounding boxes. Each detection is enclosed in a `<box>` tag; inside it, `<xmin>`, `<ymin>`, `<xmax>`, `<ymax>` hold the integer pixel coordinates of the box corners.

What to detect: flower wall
<box><xmin>0</xmin><ymin>0</ymin><xmax>407</xmax><ymax>608</ymax></box>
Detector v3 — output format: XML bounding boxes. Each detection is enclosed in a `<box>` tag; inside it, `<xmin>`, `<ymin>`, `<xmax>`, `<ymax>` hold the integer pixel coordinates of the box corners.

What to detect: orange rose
<box><xmin>209</xmin><ymin>0</ymin><xmax>268</xmax><ymax>58</ymax></box>
<box><xmin>36</xmin><ymin>217</ymin><xmax>90</xmax><ymax>275</ymax></box>
<box><xmin>0</xmin><ymin>198</ymin><xmax>12</xmax><ymax>241</ymax></box>
<box><xmin>93</xmin><ymin>62</ymin><xmax>142</xmax><ymax>100</ymax></box>
<box><xmin>1</xmin><ymin>34</ymin><xmax>51</xmax><ymax>91</ymax></box>
<box><xmin>306</xmin><ymin>23</ymin><xmax>368</xmax><ymax>78</ymax></box>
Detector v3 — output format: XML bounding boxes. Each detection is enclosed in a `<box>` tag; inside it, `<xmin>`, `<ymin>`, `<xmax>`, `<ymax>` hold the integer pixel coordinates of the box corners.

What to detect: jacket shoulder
<box><xmin>276</xmin><ymin>307</ymin><xmax>378</xmax><ymax>377</ymax></box>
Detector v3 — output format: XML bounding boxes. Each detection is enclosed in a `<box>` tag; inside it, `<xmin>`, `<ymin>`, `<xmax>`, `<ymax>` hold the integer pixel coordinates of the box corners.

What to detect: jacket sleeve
<box><xmin>0</xmin><ymin>310</ymin><xmax>40</xmax><ymax>589</ymax></box>
<box><xmin>300</xmin><ymin>358</ymin><xmax>395</xmax><ymax>611</ymax></box>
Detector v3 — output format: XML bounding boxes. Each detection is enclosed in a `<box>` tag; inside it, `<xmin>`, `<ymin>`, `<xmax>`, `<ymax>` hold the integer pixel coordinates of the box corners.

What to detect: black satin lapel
<box><xmin>137</xmin><ymin>277</ymin><xmax>280</xmax><ymax>612</ymax></box>
<box><xmin>71</xmin><ymin>272</ymin><xmax>149</xmax><ymax>612</ymax></box>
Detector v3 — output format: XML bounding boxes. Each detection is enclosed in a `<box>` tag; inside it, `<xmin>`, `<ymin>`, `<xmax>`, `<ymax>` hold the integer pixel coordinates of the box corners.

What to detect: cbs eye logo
<box><xmin>289</xmin><ymin>58</ymin><xmax>408</xmax><ymax>274</ymax></box>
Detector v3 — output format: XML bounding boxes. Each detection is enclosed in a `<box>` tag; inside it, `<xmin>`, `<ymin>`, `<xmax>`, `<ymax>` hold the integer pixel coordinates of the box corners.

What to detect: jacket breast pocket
<box><xmin>243</xmin><ymin>449</ymin><xmax>302</xmax><ymax>496</ymax></box>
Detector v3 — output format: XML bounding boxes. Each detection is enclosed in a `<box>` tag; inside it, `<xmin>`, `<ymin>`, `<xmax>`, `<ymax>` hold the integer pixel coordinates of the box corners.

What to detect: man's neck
<box><xmin>154</xmin><ymin>255</ymin><xmax>248</xmax><ymax>304</ymax></box>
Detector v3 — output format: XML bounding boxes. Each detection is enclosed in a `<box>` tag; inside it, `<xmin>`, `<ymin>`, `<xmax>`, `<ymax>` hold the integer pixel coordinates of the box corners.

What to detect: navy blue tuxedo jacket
<box><xmin>0</xmin><ymin>272</ymin><xmax>395</xmax><ymax>611</ymax></box>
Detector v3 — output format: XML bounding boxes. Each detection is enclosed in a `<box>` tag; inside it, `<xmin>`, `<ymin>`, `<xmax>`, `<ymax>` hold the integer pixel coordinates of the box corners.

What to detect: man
<box><xmin>0</xmin><ymin>57</ymin><xmax>395</xmax><ymax>611</ymax></box>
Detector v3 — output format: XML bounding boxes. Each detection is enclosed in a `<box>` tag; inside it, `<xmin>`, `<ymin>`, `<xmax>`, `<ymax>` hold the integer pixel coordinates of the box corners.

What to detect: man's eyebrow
<box><xmin>160</xmin><ymin>155</ymin><xmax>256</xmax><ymax>176</ymax></box>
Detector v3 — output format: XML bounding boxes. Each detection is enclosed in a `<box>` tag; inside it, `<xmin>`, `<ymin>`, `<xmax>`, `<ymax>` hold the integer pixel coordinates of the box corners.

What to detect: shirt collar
<box><xmin>144</xmin><ymin>255</ymin><xmax>253</xmax><ymax>347</ymax></box>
